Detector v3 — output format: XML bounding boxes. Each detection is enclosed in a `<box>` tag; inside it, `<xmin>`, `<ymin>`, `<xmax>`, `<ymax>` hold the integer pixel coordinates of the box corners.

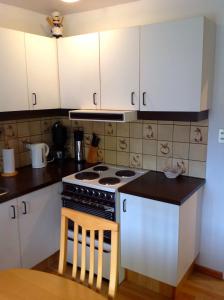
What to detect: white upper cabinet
<box><xmin>58</xmin><ymin>33</ymin><xmax>100</xmax><ymax>109</ymax></box>
<box><xmin>100</xmin><ymin>27</ymin><xmax>140</xmax><ymax>110</ymax></box>
<box><xmin>25</xmin><ymin>33</ymin><xmax>60</xmax><ymax>110</ymax></box>
<box><xmin>0</xmin><ymin>28</ymin><xmax>29</xmax><ymax>112</ymax></box>
<box><xmin>0</xmin><ymin>16</ymin><xmax>215</xmax><ymax>113</ymax></box>
<box><xmin>140</xmin><ymin>17</ymin><xmax>215</xmax><ymax>112</ymax></box>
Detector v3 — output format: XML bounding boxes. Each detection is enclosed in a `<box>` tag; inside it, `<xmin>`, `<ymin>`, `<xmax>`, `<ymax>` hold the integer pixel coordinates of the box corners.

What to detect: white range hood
<box><xmin>69</xmin><ymin>110</ymin><xmax>137</xmax><ymax>122</ymax></box>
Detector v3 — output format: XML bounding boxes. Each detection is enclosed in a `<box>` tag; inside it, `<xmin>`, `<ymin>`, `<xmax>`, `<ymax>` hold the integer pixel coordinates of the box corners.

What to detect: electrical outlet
<box><xmin>218</xmin><ymin>129</ymin><xmax>224</xmax><ymax>143</ymax></box>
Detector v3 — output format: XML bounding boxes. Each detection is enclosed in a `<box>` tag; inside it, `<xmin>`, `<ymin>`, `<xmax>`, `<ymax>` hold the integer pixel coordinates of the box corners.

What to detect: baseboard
<box><xmin>125</xmin><ymin>269</ymin><xmax>175</xmax><ymax>299</ymax></box>
<box><xmin>194</xmin><ymin>264</ymin><xmax>223</xmax><ymax>280</ymax></box>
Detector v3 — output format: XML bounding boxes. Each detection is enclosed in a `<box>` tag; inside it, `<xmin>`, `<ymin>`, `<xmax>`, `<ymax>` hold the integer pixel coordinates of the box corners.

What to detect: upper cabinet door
<box><xmin>0</xmin><ymin>28</ymin><xmax>29</xmax><ymax>112</ymax></box>
<box><xmin>25</xmin><ymin>34</ymin><xmax>60</xmax><ymax>110</ymax></box>
<box><xmin>58</xmin><ymin>33</ymin><xmax>100</xmax><ymax>109</ymax></box>
<box><xmin>140</xmin><ymin>17</ymin><xmax>214</xmax><ymax>112</ymax></box>
<box><xmin>100</xmin><ymin>27</ymin><xmax>140</xmax><ymax>110</ymax></box>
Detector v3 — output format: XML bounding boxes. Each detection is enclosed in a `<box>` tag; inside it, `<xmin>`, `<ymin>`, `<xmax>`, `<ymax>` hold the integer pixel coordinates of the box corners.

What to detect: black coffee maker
<box><xmin>51</xmin><ymin>121</ymin><xmax>67</xmax><ymax>160</ymax></box>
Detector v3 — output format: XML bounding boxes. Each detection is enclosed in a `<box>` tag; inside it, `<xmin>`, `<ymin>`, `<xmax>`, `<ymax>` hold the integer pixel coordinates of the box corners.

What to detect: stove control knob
<box><xmin>80</xmin><ymin>188</ymin><xmax>84</xmax><ymax>193</ymax></box>
<box><xmin>100</xmin><ymin>192</ymin><xmax>106</xmax><ymax>199</ymax></box>
<box><xmin>75</xmin><ymin>187</ymin><xmax>80</xmax><ymax>193</ymax></box>
<box><xmin>86</xmin><ymin>189</ymin><xmax>89</xmax><ymax>194</ymax></box>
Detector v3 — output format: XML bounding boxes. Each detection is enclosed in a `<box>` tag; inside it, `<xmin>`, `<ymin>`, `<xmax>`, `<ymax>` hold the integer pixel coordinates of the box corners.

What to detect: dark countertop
<box><xmin>0</xmin><ymin>162</ymin><xmax>205</xmax><ymax>206</ymax></box>
<box><xmin>118</xmin><ymin>171</ymin><xmax>205</xmax><ymax>205</ymax></box>
<box><xmin>0</xmin><ymin>159</ymin><xmax>95</xmax><ymax>204</ymax></box>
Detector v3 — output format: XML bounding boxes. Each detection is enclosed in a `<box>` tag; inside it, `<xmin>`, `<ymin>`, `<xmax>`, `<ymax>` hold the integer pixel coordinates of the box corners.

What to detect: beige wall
<box><xmin>63</xmin><ymin>0</ymin><xmax>224</xmax><ymax>36</ymax></box>
<box><xmin>0</xmin><ymin>0</ymin><xmax>222</xmax><ymax>37</ymax></box>
<box><xmin>0</xmin><ymin>2</ymin><xmax>48</xmax><ymax>36</ymax></box>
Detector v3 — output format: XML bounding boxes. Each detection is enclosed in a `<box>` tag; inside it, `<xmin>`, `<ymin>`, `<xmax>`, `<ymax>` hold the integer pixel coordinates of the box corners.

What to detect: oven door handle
<box><xmin>122</xmin><ymin>199</ymin><xmax>127</xmax><ymax>213</ymax></box>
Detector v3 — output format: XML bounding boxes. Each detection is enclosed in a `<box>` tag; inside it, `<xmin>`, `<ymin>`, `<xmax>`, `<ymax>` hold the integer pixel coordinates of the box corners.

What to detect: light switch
<box><xmin>218</xmin><ymin>129</ymin><xmax>224</xmax><ymax>143</ymax></box>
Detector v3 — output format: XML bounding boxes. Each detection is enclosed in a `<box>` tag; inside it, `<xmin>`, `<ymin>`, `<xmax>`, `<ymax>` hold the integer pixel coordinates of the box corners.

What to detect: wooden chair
<box><xmin>58</xmin><ymin>208</ymin><xmax>119</xmax><ymax>299</ymax></box>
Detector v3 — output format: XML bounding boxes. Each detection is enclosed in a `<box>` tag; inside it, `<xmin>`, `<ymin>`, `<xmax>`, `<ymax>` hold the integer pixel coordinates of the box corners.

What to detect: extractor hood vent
<box><xmin>69</xmin><ymin>110</ymin><xmax>137</xmax><ymax>122</ymax></box>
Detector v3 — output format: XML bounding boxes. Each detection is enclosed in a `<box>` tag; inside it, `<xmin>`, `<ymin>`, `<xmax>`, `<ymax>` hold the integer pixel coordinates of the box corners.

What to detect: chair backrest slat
<box><xmin>108</xmin><ymin>231</ymin><xmax>119</xmax><ymax>298</ymax></box>
<box><xmin>72</xmin><ymin>223</ymin><xmax>79</xmax><ymax>279</ymax></box>
<box><xmin>88</xmin><ymin>230</ymin><xmax>95</xmax><ymax>287</ymax></box>
<box><xmin>58</xmin><ymin>215</ymin><xmax>68</xmax><ymax>275</ymax></box>
<box><xmin>58</xmin><ymin>208</ymin><xmax>119</xmax><ymax>298</ymax></box>
<box><xmin>80</xmin><ymin>228</ymin><xmax>87</xmax><ymax>283</ymax></box>
<box><xmin>96</xmin><ymin>230</ymin><xmax>104</xmax><ymax>292</ymax></box>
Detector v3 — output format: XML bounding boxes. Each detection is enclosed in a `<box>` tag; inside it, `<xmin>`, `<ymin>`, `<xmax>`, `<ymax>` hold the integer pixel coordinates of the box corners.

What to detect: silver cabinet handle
<box><xmin>10</xmin><ymin>205</ymin><xmax>16</xmax><ymax>219</ymax></box>
<box><xmin>22</xmin><ymin>201</ymin><xmax>27</xmax><ymax>215</ymax></box>
<box><xmin>32</xmin><ymin>93</ymin><xmax>37</xmax><ymax>105</ymax></box>
<box><xmin>143</xmin><ymin>92</ymin><xmax>147</xmax><ymax>106</ymax></box>
<box><xmin>131</xmin><ymin>92</ymin><xmax>135</xmax><ymax>106</ymax></box>
<box><xmin>123</xmin><ymin>199</ymin><xmax>127</xmax><ymax>213</ymax></box>
<box><xmin>93</xmin><ymin>93</ymin><xmax>97</xmax><ymax>106</ymax></box>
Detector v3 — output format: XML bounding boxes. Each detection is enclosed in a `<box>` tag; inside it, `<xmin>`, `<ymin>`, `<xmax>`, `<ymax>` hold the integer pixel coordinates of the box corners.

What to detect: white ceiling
<box><xmin>0</xmin><ymin>0</ymin><xmax>139</xmax><ymax>15</ymax></box>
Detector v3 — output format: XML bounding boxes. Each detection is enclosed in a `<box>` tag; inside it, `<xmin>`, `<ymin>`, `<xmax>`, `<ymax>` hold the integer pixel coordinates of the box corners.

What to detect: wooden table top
<box><xmin>0</xmin><ymin>269</ymin><xmax>105</xmax><ymax>300</ymax></box>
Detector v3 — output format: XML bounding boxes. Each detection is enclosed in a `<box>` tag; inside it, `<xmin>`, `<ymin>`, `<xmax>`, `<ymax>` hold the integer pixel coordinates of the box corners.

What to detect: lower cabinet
<box><xmin>0</xmin><ymin>183</ymin><xmax>62</xmax><ymax>270</ymax></box>
<box><xmin>18</xmin><ymin>184</ymin><xmax>62</xmax><ymax>268</ymax></box>
<box><xmin>120</xmin><ymin>190</ymin><xmax>202</xmax><ymax>286</ymax></box>
<box><xmin>0</xmin><ymin>199</ymin><xmax>21</xmax><ymax>269</ymax></box>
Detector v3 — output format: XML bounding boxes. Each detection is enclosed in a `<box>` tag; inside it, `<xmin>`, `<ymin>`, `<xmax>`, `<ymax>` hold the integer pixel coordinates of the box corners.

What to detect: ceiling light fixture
<box><xmin>62</xmin><ymin>0</ymin><xmax>80</xmax><ymax>3</ymax></box>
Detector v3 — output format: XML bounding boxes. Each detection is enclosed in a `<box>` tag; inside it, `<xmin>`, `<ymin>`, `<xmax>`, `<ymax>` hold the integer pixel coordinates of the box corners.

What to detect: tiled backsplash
<box><xmin>0</xmin><ymin>117</ymin><xmax>208</xmax><ymax>178</ymax></box>
<box><xmin>0</xmin><ymin>117</ymin><xmax>54</xmax><ymax>170</ymax></box>
<box><xmin>68</xmin><ymin>119</ymin><xmax>208</xmax><ymax>178</ymax></box>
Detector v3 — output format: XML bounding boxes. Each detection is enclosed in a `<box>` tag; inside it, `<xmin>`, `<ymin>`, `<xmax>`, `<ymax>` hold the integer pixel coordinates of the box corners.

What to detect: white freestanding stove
<box><xmin>62</xmin><ymin>164</ymin><xmax>146</xmax><ymax>282</ymax></box>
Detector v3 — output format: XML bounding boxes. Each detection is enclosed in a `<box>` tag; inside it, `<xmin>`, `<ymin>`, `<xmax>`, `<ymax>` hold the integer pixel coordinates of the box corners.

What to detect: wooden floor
<box><xmin>175</xmin><ymin>272</ymin><xmax>224</xmax><ymax>300</ymax></box>
<box><xmin>34</xmin><ymin>259</ymin><xmax>224</xmax><ymax>300</ymax></box>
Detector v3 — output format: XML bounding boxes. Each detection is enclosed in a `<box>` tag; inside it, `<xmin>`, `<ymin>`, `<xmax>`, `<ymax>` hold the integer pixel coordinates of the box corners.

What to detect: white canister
<box><xmin>2</xmin><ymin>148</ymin><xmax>16</xmax><ymax>174</ymax></box>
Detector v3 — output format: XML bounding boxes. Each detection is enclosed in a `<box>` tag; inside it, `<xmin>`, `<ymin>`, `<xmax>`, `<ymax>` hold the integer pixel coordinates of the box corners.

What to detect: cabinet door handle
<box><xmin>22</xmin><ymin>201</ymin><xmax>27</xmax><ymax>215</ymax></box>
<box><xmin>142</xmin><ymin>92</ymin><xmax>147</xmax><ymax>106</ymax></box>
<box><xmin>93</xmin><ymin>93</ymin><xmax>97</xmax><ymax>106</ymax></box>
<box><xmin>123</xmin><ymin>199</ymin><xmax>127</xmax><ymax>213</ymax></box>
<box><xmin>131</xmin><ymin>92</ymin><xmax>135</xmax><ymax>106</ymax></box>
<box><xmin>10</xmin><ymin>205</ymin><xmax>16</xmax><ymax>219</ymax></box>
<box><xmin>32</xmin><ymin>93</ymin><xmax>37</xmax><ymax>105</ymax></box>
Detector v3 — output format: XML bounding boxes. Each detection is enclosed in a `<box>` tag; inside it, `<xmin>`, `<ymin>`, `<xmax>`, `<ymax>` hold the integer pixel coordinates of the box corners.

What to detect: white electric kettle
<box><xmin>26</xmin><ymin>143</ymin><xmax>49</xmax><ymax>169</ymax></box>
